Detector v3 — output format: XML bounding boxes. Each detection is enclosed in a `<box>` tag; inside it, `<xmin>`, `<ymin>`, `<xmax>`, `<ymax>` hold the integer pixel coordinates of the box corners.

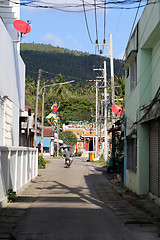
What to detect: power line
<box><xmin>82</xmin><ymin>0</ymin><xmax>94</xmax><ymax>44</ymax></box>
<box><xmin>122</xmin><ymin>0</ymin><xmax>142</xmax><ymax>60</ymax></box>
<box><xmin>131</xmin><ymin>86</ymin><xmax>160</xmax><ymax>128</ymax></box>
<box><xmin>126</xmin><ymin>41</ymin><xmax>160</xmax><ymax>126</ymax></box>
<box><xmin>7</xmin><ymin>0</ymin><xmax>158</xmax><ymax>12</ymax></box>
<box><xmin>103</xmin><ymin>0</ymin><xmax>107</xmax><ymax>43</ymax></box>
<box><xmin>94</xmin><ymin>0</ymin><xmax>99</xmax><ymax>45</ymax></box>
<box><xmin>128</xmin><ymin>0</ymin><xmax>142</xmax><ymax>42</ymax></box>
<box><xmin>125</xmin><ymin>2</ymin><xmax>159</xmax><ymax>106</ymax></box>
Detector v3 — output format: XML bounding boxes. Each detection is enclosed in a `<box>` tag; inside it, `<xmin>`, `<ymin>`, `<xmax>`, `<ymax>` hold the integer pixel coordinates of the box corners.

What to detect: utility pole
<box><xmin>95</xmin><ymin>34</ymin><xmax>115</xmax><ymax>162</ymax></box>
<box><xmin>41</xmin><ymin>83</ymin><xmax>45</xmax><ymax>155</ymax></box>
<box><xmin>40</xmin><ymin>80</ymin><xmax>74</xmax><ymax>156</ymax></box>
<box><xmin>95</xmin><ymin>80</ymin><xmax>98</xmax><ymax>158</ymax></box>
<box><xmin>109</xmin><ymin>33</ymin><xmax>115</xmax><ymax>124</ymax></box>
<box><xmin>93</xmin><ymin>122</ymin><xmax>95</xmax><ymax>151</ymax></box>
<box><xmin>104</xmin><ymin>61</ymin><xmax>108</xmax><ymax>162</ymax></box>
<box><xmin>88</xmin><ymin>67</ymin><xmax>105</xmax><ymax>158</ymax></box>
<box><xmin>34</xmin><ymin>69</ymin><xmax>41</xmax><ymax>149</ymax></box>
<box><xmin>91</xmin><ymin>108</ymin><xmax>95</xmax><ymax>152</ymax></box>
<box><xmin>57</xmin><ymin>114</ymin><xmax>59</xmax><ymax>157</ymax></box>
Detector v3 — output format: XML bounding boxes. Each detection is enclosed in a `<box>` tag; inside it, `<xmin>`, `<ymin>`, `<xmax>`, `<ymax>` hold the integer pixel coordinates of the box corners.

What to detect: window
<box><xmin>127</xmin><ymin>138</ymin><xmax>137</xmax><ymax>172</ymax></box>
<box><xmin>126</xmin><ymin>68</ymin><xmax>129</xmax><ymax>78</ymax></box>
<box><xmin>130</xmin><ymin>56</ymin><xmax>137</xmax><ymax>91</ymax></box>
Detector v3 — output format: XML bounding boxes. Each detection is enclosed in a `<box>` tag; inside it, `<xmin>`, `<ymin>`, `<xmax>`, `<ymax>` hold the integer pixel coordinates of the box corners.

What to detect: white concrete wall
<box><xmin>0</xmin><ymin>0</ymin><xmax>20</xmax><ymax>45</ymax></box>
<box><xmin>0</xmin><ymin>1</ymin><xmax>38</xmax><ymax>208</ymax></box>
<box><xmin>0</xmin><ymin>147</ymin><xmax>38</xmax><ymax>207</ymax></box>
<box><xmin>0</xmin><ymin>17</ymin><xmax>25</xmax><ymax>147</ymax></box>
<box><xmin>0</xmin><ymin>18</ymin><xmax>25</xmax><ymax>111</ymax></box>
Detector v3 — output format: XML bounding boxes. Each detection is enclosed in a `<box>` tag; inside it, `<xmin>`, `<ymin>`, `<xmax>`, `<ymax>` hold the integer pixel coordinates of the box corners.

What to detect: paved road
<box><xmin>13</xmin><ymin>157</ymin><xmax>159</xmax><ymax>240</ymax></box>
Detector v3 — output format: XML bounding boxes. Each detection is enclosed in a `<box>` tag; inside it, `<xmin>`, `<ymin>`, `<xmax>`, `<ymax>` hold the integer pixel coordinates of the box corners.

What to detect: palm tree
<box><xmin>75</xmin><ymin>82</ymin><xmax>85</xmax><ymax>96</ymax></box>
<box><xmin>51</xmin><ymin>74</ymin><xmax>72</xmax><ymax>108</ymax></box>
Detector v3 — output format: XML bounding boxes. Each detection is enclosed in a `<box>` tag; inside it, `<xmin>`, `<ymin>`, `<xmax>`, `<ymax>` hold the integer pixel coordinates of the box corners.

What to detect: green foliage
<box><xmin>74</xmin><ymin>152</ymin><xmax>82</xmax><ymax>157</ymax></box>
<box><xmin>91</xmin><ymin>154</ymin><xmax>107</xmax><ymax>168</ymax></box>
<box><xmin>21</xmin><ymin>43</ymin><xmax>124</xmax><ymax>84</ymax></box>
<box><xmin>25</xmin><ymin>76</ymin><xmax>37</xmax><ymax>112</ymax></box>
<box><xmin>115</xmin><ymin>75</ymin><xmax>125</xmax><ymax>107</ymax></box>
<box><xmin>59</xmin><ymin>131</ymin><xmax>77</xmax><ymax>146</ymax></box>
<box><xmin>59</xmin><ymin>97</ymin><xmax>95</xmax><ymax>122</ymax></box>
<box><xmin>38</xmin><ymin>155</ymin><xmax>46</xmax><ymax>169</ymax></box>
<box><xmin>23</xmin><ymin>43</ymin><xmax>124</xmax><ymax>123</ymax></box>
<box><xmin>7</xmin><ymin>189</ymin><xmax>17</xmax><ymax>203</ymax></box>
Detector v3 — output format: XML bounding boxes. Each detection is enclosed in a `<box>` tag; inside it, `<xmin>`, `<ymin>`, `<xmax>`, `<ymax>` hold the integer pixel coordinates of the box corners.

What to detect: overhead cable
<box><xmin>8</xmin><ymin>0</ymin><xmax>158</xmax><ymax>12</ymax></box>
<box><xmin>103</xmin><ymin>0</ymin><xmax>107</xmax><ymax>43</ymax></box>
<box><xmin>82</xmin><ymin>0</ymin><xmax>94</xmax><ymax>44</ymax></box>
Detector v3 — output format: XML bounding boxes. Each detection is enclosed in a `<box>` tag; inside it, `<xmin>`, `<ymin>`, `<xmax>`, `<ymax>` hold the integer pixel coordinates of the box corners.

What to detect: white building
<box><xmin>0</xmin><ymin>0</ymin><xmax>38</xmax><ymax>206</ymax></box>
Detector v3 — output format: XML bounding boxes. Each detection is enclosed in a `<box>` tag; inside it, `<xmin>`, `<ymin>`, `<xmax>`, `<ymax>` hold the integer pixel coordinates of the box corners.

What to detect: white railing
<box><xmin>0</xmin><ymin>146</ymin><xmax>38</xmax><ymax>207</ymax></box>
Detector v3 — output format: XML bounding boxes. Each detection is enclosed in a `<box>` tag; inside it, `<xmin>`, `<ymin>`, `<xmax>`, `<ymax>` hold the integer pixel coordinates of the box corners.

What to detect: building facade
<box><xmin>124</xmin><ymin>0</ymin><xmax>160</xmax><ymax>201</ymax></box>
<box><xmin>0</xmin><ymin>0</ymin><xmax>38</xmax><ymax>206</ymax></box>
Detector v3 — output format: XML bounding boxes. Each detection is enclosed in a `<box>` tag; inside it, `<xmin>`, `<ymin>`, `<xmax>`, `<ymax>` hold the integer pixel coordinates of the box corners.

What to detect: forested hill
<box><xmin>20</xmin><ymin>43</ymin><xmax>124</xmax><ymax>83</ymax></box>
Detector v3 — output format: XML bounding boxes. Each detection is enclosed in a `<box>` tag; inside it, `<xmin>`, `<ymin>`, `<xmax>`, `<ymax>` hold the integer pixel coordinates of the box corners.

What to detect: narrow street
<box><xmin>10</xmin><ymin>157</ymin><xmax>159</xmax><ymax>240</ymax></box>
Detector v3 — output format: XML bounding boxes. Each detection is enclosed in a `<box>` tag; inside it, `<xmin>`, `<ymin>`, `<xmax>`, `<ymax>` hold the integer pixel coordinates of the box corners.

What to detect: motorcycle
<box><xmin>65</xmin><ymin>158</ymin><xmax>73</xmax><ymax>168</ymax></box>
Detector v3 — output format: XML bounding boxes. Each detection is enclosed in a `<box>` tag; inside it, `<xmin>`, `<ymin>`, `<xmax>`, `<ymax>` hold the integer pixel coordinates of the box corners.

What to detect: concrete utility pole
<box><xmin>34</xmin><ymin>69</ymin><xmax>41</xmax><ymax>149</ymax></box>
<box><xmin>104</xmin><ymin>61</ymin><xmax>108</xmax><ymax>162</ymax></box>
<box><xmin>57</xmin><ymin>114</ymin><xmax>59</xmax><ymax>158</ymax></box>
<box><xmin>109</xmin><ymin>33</ymin><xmax>115</xmax><ymax>124</ymax></box>
<box><xmin>40</xmin><ymin>80</ymin><xmax>74</xmax><ymax>156</ymax></box>
<box><xmin>41</xmin><ymin>82</ymin><xmax>45</xmax><ymax>155</ymax></box>
<box><xmin>88</xmin><ymin>68</ymin><xmax>105</xmax><ymax>158</ymax></box>
<box><xmin>95</xmin><ymin>33</ymin><xmax>115</xmax><ymax>161</ymax></box>
<box><xmin>95</xmin><ymin>80</ymin><xmax>98</xmax><ymax>158</ymax></box>
<box><xmin>91</xmin><ymin>108</ymin><xmax>95</xmax><ymax>152</ymax></box>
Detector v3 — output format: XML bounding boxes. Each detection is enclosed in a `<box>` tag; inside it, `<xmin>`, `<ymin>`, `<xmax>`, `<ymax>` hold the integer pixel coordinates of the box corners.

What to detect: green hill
<box><xmin>20</xmin><ymin>43</ymin><xmax>124</xmax><ymax>84</ymax></box>
<box><xmin>21</xmin><ymin>43</ymin><xmax>124</xmax><ymax>123</ymax></box>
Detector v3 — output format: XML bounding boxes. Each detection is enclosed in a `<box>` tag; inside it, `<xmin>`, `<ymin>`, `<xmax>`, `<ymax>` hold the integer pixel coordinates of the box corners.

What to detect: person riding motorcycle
<box><xmin>63</xmin><ymin>148</ymin><xmax>72</xmax><ymax>167</ymax></box>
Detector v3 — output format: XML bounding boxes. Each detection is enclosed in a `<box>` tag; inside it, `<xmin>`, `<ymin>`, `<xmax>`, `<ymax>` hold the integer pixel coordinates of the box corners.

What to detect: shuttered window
<box><xmin>130</xmin><ymin>56</ymin><xmax>137</xmax><ymax>91</ymax></box>
<box><xmin>149</xmin><ymin>119</ymin><xmax>160</xmax><ymax>197</ymax></box>
<box><xmin>127</xmin><ymin>138</ymin><xmax>137</xmax><ymax>172</ymax></box>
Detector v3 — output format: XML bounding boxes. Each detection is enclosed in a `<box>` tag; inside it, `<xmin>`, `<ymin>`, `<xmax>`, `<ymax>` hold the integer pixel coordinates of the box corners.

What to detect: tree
<box><xmin>59</xmin><ymin>131</ymin><xmax>77</xmax><ymax>146</ymax></box>
<box><xmin>25</xmin><ymin>76</ymin><xmax>36</xmax><ymax>111</ymax></box>
<box><xmin>115</xmin><ymin>75</ymin><xmax>125</xmax><ymax>108</ymax></box>
<box><xmin>51</xmin><ymin>74</ymin><xmax>72</xmax><ymax>107</ymax></box>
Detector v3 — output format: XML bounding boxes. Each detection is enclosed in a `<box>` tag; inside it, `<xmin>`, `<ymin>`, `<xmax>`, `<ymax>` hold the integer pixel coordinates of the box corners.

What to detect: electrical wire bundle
<box><xmin>8</xmin><ymin>0</ymin><xmax>157</xmax><ymax>12</ymax></box>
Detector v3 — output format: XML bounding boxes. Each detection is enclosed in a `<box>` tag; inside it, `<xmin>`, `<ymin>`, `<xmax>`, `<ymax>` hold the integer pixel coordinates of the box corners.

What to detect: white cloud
<box><xmin>66</xmin><ymin>35</ymin><xmax>83</xmax><ymax>51</ymax></box>
<box><xmin>41</xmin><ymin>33</ymin><xmax>84</xmax><ymax>51</ymax></box>
<box><xmin>41</xmin><ymin>33</ymin><xmax>63</xmax><ymax>46</ymax></box>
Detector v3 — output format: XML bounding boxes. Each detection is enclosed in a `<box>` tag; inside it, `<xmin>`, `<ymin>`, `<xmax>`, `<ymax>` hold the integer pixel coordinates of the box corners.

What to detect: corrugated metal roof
<box><xmin>44</xmin><ymin>127</ymin><xmax>53</xmax><ymax>137</ymax></box>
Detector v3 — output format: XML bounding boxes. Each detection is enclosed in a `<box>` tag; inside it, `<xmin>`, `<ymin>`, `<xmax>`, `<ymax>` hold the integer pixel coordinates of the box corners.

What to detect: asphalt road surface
<box><xmin>13</xmin><ymin>157</ymin><xmax>159</xmax><ymax>240</ymax></box>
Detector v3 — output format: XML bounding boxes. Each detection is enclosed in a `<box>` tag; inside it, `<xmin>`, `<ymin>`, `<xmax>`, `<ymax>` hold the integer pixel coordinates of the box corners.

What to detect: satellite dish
<box><xmin>111</xmin><ymin>104</ymin><xmax>123</xmax><ymax>115</ymax></box>
<box><xmin>13</xmin><ymin>20</ymin><xmax>31</xmax><ymax>34</ymax></box>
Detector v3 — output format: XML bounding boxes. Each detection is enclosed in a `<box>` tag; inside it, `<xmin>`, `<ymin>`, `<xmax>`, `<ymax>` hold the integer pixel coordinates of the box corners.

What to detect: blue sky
<box><xmin>20</xmin><ymin>1</ymin><xmax>145</xmax><ymax>59</ymax></box>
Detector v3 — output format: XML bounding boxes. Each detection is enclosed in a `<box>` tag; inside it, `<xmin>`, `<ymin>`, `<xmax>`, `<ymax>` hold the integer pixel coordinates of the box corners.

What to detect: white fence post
<box><xmin>25</xmin><ymin>150</ymin><xmax>27</xmax><ymax>184</ymax></box>
<box><xmin>36</xmin><ymin>149</ymin><xmax>38</xmax><ymax>177</ymax></box>
<box><xmin>0</xmin><ymin>146</ymin><xmax>38</xmax><ymax>206</ymax></box>
<box><xmin>13</xmin><ymin>150</ymin><xmax>18</xmax><ymax>192</ymax></box>
<box><xmin>7</xmin><ymin>150</ymin><xmax>11</xmax><ymax>190</ymax></box>
<box><xmin>20</xmin><ymin>150</ymin><xmax>23</xmax><ymax>188</ymax></box>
